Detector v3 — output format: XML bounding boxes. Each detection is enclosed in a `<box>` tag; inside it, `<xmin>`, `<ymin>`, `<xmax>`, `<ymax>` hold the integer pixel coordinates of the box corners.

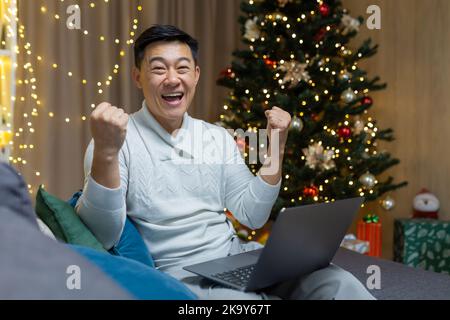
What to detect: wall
<box><xmin>343</xmin><ymin>0</ymin><xmax>450</xmax><ymax>259</ymax></box>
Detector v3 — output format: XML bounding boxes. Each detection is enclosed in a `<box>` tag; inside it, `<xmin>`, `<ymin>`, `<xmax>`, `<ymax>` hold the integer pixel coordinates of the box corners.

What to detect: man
<box><xmin>76</xmin><ymin>24</ymin><xmax>374</xmax><ymax>299</ymax></box>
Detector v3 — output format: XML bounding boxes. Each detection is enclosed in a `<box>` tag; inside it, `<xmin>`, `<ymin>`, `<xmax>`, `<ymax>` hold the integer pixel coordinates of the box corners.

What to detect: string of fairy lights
<box><xmin>5</xmin><ymin>0</ymin><xmax>144</xmax><ymax>194</ymax></box>
<box><xmin>219</xmin><ymin>0</ymin><xmax>380</xmax><ymax>207</ymax></box>
<box><xmin>0</xmin><ymin>0</ymin><xmax>17</xmax><ymax>163</ymax></box>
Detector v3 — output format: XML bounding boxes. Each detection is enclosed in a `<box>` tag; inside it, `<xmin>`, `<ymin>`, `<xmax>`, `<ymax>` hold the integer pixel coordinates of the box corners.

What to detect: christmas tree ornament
<box><xmin>338</xmin><ymin>71</ymin><xmax>352</xmax><ymax>82</ymax></box>
<box><xmin>219</xmin><ymin>68</ymin><xmax>234</xmax><ymax>78</ymax></box>
<box><xmin>290</xmin><ymin>116</ymin><xmax>304</xmax><ymax>132</ymax></box>
<box><xmin>277</xmin><ymin>0</ymin><xmax>292</xmax><ymax>8</ymax></box>
<box><xmin>314</xmin><ymin>27</ymin><xmax>328</xmax><ymax>42</ymax></box>
<box><xmin>337</xmin><ymin>126</ymin><xmax>352</xmax><ymax>139</ymax></box>
<box><xmin>264</xmin><ymin>58</ymin><xmax>277</xmax><ymax>68</ymax></box>
<box><xmin>341</xmin><ymin>88</ymin><xmax>356</xmax><ymax>103</ymax></box>
<box><xmin>359</xmin><ymin>172</ymin><xmax>376</xmax><ymax>188</ymax></box>
<box><xmin>361</xmin><ymin>96</ymin><xmax>373</xmax><ymax>106</ymax></box>
<box><xmin>381</xmin><ymin>195</ymin><xmax>395</xmax><ymax>211</ymax></box>
<box><xmin>278</xmin><ymin>60</ymin><xmax>310</xmax><ymax>88</ymax></box>
<box><xmin>341</xmin><ymin>14</ymin><xmax>360</xmax><ymax>35</ymax></box>
<box><xmin>237</xmin><ymin>228</ymin><xmax>249</xmax><ymax>239</ymax></box>
<box><xmin>412</xmin><ymin>188</ymin><xmax>440</xmax><ymax>219</ymax></box>
<box><xmin>241</xmin><ymin>98</ymin><xmax>251</xmax><ymax>111</ymax></box>
<box><xmin>319</xmin><ymin>3</ymin><xmax>330</xmax><ymax>17</ymax></box>
<box><xmin>303</xmin><ymin>185</ymin><xmax>319</xmax><ymax>197</ymax></box>
<box><xmin>353</xmin><ymin>117</ymin><xmax>365</xmax><ymax>135</ymax></box>
<box><xmin>311</xmin><ymin>112</ymin><xmax>324</xmax><ymax>122</ymax></box>
<box><xmin>311</xmin><ymin>113</ymin><xmax>319</xmax><ymax>122</ymax></box>
<box><xmin>317</xmin><ymin>58</ymin><xmax>325</xmax><ymax>67</ymax></box>
<box><xmin>244</xmin><ymin>17</ymin><xmax>261</xmax><ymax>41</ymax></box>
<box><xmin>302</xmin><ymin>142</ymin><xmax>336</xmax><ymax>172</ymax></box>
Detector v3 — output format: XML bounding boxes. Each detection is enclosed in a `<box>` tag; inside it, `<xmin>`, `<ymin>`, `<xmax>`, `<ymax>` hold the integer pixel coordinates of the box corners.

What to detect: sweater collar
<box><xmin>135</xmin><ymin>100</ymin><xmax>191</xmax><ymax>147</ymax></box>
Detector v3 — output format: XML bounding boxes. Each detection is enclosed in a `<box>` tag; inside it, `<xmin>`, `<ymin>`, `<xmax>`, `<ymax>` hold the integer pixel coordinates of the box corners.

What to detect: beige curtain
<box><xmin>14</xmin><ymin>0</ymin><xmax>241</xmax><ymax>200</ymax></box>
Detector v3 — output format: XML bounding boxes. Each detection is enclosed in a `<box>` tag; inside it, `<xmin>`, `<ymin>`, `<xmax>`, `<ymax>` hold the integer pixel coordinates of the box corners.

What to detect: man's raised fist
<box><xmin>90</xmin><ymin>102</ymin><xmax>129</xmax><ymax>157</ymax></box>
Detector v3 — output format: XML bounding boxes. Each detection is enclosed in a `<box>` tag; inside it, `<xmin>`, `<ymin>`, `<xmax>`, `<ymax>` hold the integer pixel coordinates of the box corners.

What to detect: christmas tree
<box><xmin>217</xmin><ymin>0</ymin><xmax>407</xmax><ymax>220</ymax></box>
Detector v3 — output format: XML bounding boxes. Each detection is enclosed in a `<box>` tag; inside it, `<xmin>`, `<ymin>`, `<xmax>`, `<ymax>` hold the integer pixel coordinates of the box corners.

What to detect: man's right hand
<box><xmin>90</xmin><ymin>102</ymin><xmax>129</xmax><ymax>158</ymax></box>
<box><xmin>90</xmin><ymin>102</ymin><xmax>129</xmax><ymax>189</ymax></box>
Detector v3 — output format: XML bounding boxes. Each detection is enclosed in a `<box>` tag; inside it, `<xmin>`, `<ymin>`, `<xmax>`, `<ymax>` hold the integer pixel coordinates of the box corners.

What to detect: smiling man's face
<box><xmin>133</xmin><ymin>40</ymin><xmax>200</xmax><ymax>133</ymax></box>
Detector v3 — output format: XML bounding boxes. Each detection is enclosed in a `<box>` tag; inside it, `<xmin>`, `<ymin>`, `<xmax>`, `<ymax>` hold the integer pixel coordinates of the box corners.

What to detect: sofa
<box><xmin>1</xmin><ymin>162</ymin><xmax>450</xmax><ymax>300</ymax></box>
<box><xmin>332</xmin><ymin>248</ymin><xmax>450</xmax><ymax>299</ymax></box>
<box><xmin>0</xmin><ymin>163</ymin><xmax>195</xmax><ymax>300</ymax></box>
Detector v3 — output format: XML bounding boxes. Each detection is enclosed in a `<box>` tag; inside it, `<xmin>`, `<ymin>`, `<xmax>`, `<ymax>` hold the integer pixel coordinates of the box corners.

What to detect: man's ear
<box><xmin>194</xmin><ymin>65</ymin><xmax>201</xmax><ymax>86</ymax></box>
<box><xmin>132</xmin><ymin>67</ymin><xmax>143</xmax><ymax>89</ymax></box>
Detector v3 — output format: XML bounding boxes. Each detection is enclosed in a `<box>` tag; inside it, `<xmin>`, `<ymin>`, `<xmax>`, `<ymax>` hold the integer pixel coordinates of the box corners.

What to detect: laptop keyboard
<box><xmin>212</xmin><ymin>264</ymin><xmax>256</xmax><ymax>287</ymax></box>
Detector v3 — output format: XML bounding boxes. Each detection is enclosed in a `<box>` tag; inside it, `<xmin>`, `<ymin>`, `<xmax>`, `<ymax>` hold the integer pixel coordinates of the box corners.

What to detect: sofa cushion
<box><xmin>35</xmin><ymin>186</ymin><xmax>106</xmax><ymax>252</ymax></box>
<box><xmin>0</xmin><ymin>206</ymin><xmax>131</xmax><ymax>299</ymax></box>
<box><xmin>69</xmin><ymin>244</ymin><xmax>197</xmax><ymax>300</ymax></box>
<box><xmin>0</xmin><ymin>163</ymin><xmax>37</xmax><ymax>227</ymax></box>
<box><xmin>68</xmin><ymin>190</ymin><xmax>155</xmax><ymax>268</ymax></box>
<box><xmin>109</xmin><ymin>218</ymin><xmax>155</xmax><ymax>268</ymax></box>
<box><xmin>36</xmin><ymin>218</ymin><xmax>57</xmax><ymax>240</ymax></box>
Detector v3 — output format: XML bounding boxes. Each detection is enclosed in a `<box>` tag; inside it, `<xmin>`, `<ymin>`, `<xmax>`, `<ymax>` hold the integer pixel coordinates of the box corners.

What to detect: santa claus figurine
<box><xmin>413</xmin><ymin>188</ymin><xmax>440</xmax><ymax>219</ymax></box>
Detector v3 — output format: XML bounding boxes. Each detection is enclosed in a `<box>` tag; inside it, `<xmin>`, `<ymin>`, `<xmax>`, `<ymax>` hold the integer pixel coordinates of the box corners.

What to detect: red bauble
<box><xmin>338</xmin><ymin>126</ymin><xmax>352</xmax><ymax>139</ymax></box>
<box><xmin>361</xmin><ymin>96</ymin><xmax>373</xmax><ymax>106</ymax></box>
<box><xmin>219</xmin><ymin>68</ymin><xmax>233</xmax><ymax>78</ymax></box>
<box><xmin>303</xmin><ymin>185</ymin><xmax>319</xmax><ymax>198</ymax></box>
<box><xmin>264</xmin><ymin>58</ymin><xmax>277</xmax><ymax>68</ymax></box>
<box><xmin>319</xmin><ymin>3</ymin><xmax>330</xmax><ymax>17</ymax></box>
<box><xmin>311</xmin><ymin>113</ymin><xmax>319</xmax><ymax>122</ymax></box>
<box><xmin>314</xmin><ymin>27</ymin><xmax>327</xmax><ymax>42</ymax></box>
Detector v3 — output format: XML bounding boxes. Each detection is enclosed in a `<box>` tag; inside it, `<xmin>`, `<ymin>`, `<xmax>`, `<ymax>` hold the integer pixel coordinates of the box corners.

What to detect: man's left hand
<box><xmin>265</xmin><ymin>106</ymin><xmax>292</xmax><ymax>148</ymax></box>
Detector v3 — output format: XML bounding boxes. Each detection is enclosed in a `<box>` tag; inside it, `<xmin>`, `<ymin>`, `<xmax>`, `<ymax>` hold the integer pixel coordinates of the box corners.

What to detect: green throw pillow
<box><xmin>35</xmin><ymin>186</ymin><xmax>106</xmax><ymax>252</ymax></box>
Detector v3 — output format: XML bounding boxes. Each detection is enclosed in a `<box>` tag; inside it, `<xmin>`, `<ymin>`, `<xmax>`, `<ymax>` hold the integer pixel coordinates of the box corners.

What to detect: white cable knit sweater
<box><xmin>76</xmin><ymin>101</ymin><xmax>281</xmax><ymax>272</ymax></box>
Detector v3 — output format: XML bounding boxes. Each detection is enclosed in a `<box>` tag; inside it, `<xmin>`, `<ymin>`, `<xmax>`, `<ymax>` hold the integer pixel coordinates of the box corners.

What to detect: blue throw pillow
<box><xmin>67</xmin><ymin>190</ymin><xmax>83</xmax><ymax>208</ymax></box>
<box><xmin>68</xmin><ymin>191</ymin><xmax>155</xmax><ymax>268</ymax></box>
<box><xmin>69</xmin><ymin>244</ymin><xmax>197</xmax><ymax>300</ymax></box>
<box><xmin>109</xmin><ymin>218</ymin><xmax>155</xmax><ymax>268</ymax></box>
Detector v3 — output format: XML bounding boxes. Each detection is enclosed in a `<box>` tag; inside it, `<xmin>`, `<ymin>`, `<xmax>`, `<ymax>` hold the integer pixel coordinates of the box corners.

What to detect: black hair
<box><xmin>134</xmin><ymin>24</ymin><xmax>199</xmax><ymax>69</ymax></box>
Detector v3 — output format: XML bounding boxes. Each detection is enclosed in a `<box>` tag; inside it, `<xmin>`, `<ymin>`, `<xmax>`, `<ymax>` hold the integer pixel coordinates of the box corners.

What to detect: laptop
<box><xmin>183</xmin><ymin>197</ymin><xmax>364</xmax><ymax>292</ymax></box>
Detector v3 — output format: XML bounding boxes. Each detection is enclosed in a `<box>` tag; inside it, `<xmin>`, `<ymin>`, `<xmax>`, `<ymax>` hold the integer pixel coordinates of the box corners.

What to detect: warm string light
<box><xmin>36</xmin><ymin>4</ymin><xmax>141</xmax><ymax>96</ymax></box>
<box><xmin>14</xmin><ymin>4</ymin><xmax>143</xmax><ymax>125</ymax></box>
<box><xmin>14</xmin><ymin>38</ymin><xmax>48</xmax><ymax>151</ymax></box>
<box><xmin>0</xmin><ymin>0</ymin><xmax>17</xmax><ymax>162</ymax></box>
<box><xmin>10</xmin><ymin>2</ymin><xmax>144</xmax><ymax>193</ymax></box>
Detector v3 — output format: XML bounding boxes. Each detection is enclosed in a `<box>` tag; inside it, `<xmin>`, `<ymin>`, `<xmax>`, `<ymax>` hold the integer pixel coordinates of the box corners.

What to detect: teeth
<box><xmin>162</xmin><ymin>93</ymin><xmax>183</xmax><ymax>98</ymax></box>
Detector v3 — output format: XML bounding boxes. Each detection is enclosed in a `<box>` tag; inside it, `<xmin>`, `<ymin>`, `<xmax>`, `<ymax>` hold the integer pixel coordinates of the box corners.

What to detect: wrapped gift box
<box><xmin>394</xmin><ymin>218</ymin><xmax>450</xmax><ymax>273</ymax></box>
<box><xmin>341</xmin><ymin>234</ymin><xmax>370</xmax><ymax>254</ymax></box>
<box><xmin>357</xmin><ymin>221</ymin><xmax>382</xmax><ymax>257</ymax></box>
